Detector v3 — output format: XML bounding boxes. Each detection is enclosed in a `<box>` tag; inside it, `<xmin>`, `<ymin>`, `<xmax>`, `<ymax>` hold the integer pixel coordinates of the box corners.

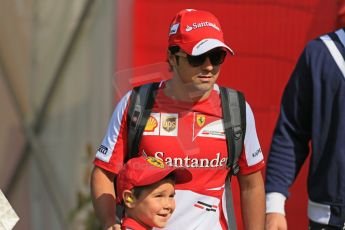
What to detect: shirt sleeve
<box><xmin>93</xmin><ymin>90</ymin><xmax>132</xmax><ymax>174</ymax></box>
<box><xmin>266</xmin><ymin>192</ymin><xmax>287</xmax><ymax>215</ymax></box>
<box><xmin>265</xmin><ymin>46</ymin><xmax>312</xmax><ymax>198</ymax></box>
<box><xmin>238</xmin><ymin>102</ymin><xmax>265</xmax><ymax>175</ymax></box>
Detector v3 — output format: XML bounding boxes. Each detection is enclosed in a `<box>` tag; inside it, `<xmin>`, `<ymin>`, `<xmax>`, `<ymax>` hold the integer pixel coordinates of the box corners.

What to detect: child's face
<box><xmin>132</xmin><ymin>179</ymin><xmax>176</xmax><ymax>228</ymax></box>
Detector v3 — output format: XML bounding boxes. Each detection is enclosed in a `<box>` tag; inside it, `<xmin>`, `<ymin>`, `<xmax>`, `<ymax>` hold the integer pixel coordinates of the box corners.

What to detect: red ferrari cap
<box><xmin>168</xmin><ymin>9</ymin><xmax>234</xmax><ymax>56</ymax></box>
<box><xmin>116</xmin><ymin>156</ymin><xmax>192</xmax><ymax>204</ymax></box>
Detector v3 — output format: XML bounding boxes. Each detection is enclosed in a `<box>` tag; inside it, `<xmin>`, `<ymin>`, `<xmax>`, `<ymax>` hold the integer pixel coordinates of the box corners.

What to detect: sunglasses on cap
<box><xmin>174</xmin><ymin>49</ymin><xmax>227</xmax><ymax>67</ymax></box>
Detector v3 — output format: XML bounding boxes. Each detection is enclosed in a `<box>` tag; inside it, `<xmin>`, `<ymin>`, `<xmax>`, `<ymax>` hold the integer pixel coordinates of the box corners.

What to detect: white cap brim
<box><xmin>191</xmin><ymin>38</ymin><xmax>234</xmax><ymax>56</ymax></box>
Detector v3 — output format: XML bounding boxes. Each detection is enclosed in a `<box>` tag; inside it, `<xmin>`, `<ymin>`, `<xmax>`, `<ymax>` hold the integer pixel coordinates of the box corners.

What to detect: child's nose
<box><xmin>163</xmin><ymin>198</ymin><xmax>175</xmax><ymax>211</ymax></box>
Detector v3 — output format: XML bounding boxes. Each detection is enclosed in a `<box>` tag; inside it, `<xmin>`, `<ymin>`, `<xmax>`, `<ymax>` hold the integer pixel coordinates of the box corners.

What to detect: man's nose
<box><xmin>201</xmin><ymin>57</ymin><xmax>214</xmax><ymax>71</ymax></box>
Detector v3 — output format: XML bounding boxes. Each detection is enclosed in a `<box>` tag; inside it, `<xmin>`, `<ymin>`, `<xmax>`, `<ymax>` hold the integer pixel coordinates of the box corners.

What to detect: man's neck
<box><xmin>164</xmin><ymin>79</ymin><xmax>212</xmax><ymax>103</ymax></box>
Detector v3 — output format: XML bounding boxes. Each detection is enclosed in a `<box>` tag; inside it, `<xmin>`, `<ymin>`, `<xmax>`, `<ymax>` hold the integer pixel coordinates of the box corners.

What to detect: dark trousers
<box><xmin>309</xmin><ymin>220</ymin><xmax>345</xmax><ymax>230</ymax></box>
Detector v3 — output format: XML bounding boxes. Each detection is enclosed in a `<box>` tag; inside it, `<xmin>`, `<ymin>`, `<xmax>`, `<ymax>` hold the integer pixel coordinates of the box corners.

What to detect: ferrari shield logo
<box><xmin>146</xmin><ymin>156</ymin><xmax>165</xmax><ymax>168</ymax></box>
<box><xmin>196</xmin><ymin>114</ymin><xmax>206</xmax><ymax>127</ymax></box>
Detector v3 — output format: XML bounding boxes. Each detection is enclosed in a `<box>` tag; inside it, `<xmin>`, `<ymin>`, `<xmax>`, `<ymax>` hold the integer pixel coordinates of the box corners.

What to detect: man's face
<box><xmin>171</xmin><ymin>48</ymin><xmax>225</xmax><ymax>96</ymax></box>
<box><xmin>131</xmin><ymin>179</ymin><xmax>176</xmax><ymax>228</ymax></box>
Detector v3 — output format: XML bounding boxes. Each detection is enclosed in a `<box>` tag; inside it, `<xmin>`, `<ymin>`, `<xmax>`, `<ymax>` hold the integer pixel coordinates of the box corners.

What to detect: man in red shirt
<box><xmin>91</xmin><ymin>9</ymin><xmax>265</xmax><ymax>230</ymax></box>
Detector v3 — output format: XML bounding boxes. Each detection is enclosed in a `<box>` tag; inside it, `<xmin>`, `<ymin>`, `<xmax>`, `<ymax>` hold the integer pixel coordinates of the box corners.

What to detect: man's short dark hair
<box><xmin>167</xmin><ymin>46</ymin><xmax>180</xmax><ymax>71</ymax></box>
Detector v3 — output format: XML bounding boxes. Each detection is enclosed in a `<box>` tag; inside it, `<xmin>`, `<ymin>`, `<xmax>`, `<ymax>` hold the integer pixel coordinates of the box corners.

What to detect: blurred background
<box><xmin>0</xmin><ymin>0</ymin><xmax>344</xmax><ymax>229</ymax></box>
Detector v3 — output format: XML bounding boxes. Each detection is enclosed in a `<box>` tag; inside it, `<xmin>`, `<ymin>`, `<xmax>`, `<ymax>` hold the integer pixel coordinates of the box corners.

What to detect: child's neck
<box><xmin>123</xmin><ymin>215</ymin><xmax>152</xmax><ymax>230</ymax></box>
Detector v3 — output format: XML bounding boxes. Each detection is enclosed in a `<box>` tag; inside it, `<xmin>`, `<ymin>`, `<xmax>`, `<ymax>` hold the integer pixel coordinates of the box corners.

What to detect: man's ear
<box><xmin>123</xmin><ymin>190</ymin><xmax>136</xmax><ymax>208</ymax></box>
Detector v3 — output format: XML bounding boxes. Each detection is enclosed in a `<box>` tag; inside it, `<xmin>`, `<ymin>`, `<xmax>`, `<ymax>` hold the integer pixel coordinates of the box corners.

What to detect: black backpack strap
<box><xmin>116</xmin><ymin>82</ymin><xmax>160</xmax><ymax>226</ymax></box>
<box><xmin>126</xmin><ymin>82</ymin><xmax>160</xmax><ymax>162</ymax></box>
<box><xmin>219</xmin><ymin>87</ymin><xmax>246</xmax><ymax>176</ymax></box>
<box><xmin>224</xmin><ymin>174</ymin><xmax>237</xmax><ymax>230</ymax></box>
<box><xmin>220</xmin><ymin>87</ymin><xmax>246</xmax><ymax>230</ymax></box>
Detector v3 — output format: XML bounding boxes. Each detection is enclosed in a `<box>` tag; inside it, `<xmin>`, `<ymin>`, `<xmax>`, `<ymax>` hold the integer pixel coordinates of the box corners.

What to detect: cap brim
<box><xmin>180</xmin><ymin>38</ymin><xmax>234</xmax><ymax>56</ymax></box>
<box><xmin>172</xmin><ymin>167</ymin><xmax>192</xmax><ymax>184</ymax></box>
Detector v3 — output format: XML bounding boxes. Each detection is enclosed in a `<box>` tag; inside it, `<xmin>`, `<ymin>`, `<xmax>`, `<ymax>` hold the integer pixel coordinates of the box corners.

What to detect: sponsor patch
<box><xmin>185</xmin><ymin>25</ymin><xmax>193</xmax><ymax>32</ymax></box>
<box><xmin>252</xmin><ymin>148</ymin><xmax>262</xmax><ymax>158</ymax></box>
<box><xmin>143</xmin><ymin>113</ymin><xmax>160</xmax><ymax>136</ymax></box>
<box><xmin>193</xmin><ymin>201</ymin><xmax>217</xmax><ymax>212</ymax></box>
<box><xmin>246</xmin><ymin>145</ymin><xmax>264</xmax><ymax>166</ymax></box>
<box><xmin>96</xmin><ymin>144</ymin><xmax>112</xmax><ymax>162</ymax></box>
<box><xmin>144</xmin><ymin>116</ymin><xmax>158</xmax><ymax>132</ymax></box>
<box><xmin>169</xmin><ymin>23</ymin><xmax>179</xmax><ymax>35</ymax></box>
<box><xmin>185</xmin><ymin>21</ymin><xmax>220</xmax><ymax>32</ymax></box>
<box><xmin>160</xmin><ymin>113</ymin><xmax>178</xmax><ymax>136</ymax></box>
<box><xmin>201</xmin><ymin>130</ymin><xmax>224</xmax><ymax>137</ymax></box>
<box><xmin>154</xmin><ymin>152</ymin><xmax>227</xmax><ymax>168</ymax></box>
<box><xmin>98</xmin><ymin>145</ymin><xmax>108</xmax><ymax>155</ymax></box>
<box><xmin>193</xmin><ymin>113</ymin><xmax>225</xmax><ymax>140</ymax></box>
<box><xmin>163</xmin><ymin>117</ymin><xmax>177</xmax><ymax>132</ymax></box>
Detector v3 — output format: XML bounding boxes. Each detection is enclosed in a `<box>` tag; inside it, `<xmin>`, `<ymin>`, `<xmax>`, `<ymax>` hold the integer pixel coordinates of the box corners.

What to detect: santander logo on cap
<box><xmin>168</xmin><ymin>9</ymin><xmax>234</xmax><ymax>56</ymax></box>
<box><xmin>185</xmin><ymin>21</ymin><xmax>220</xmax><ymax>32</ymax></box>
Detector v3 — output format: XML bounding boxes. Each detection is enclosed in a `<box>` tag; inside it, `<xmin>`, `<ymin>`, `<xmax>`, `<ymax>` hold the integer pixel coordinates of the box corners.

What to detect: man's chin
<box><xmin>189</xmin><ymin>84</ymin><xmax>213</xmax><ymax>96</ymax></box>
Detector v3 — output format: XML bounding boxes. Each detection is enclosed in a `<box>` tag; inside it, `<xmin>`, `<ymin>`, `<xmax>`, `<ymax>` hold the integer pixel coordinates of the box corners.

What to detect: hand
<box><xmin>265</xmin><ymin>213</ymin><xmax>287</xmax><ymax>230</ymax></box>
<box><xmin>105</xmin><ymin>224</ymin><xmax>121</xmax><ymax>230</ymax></box>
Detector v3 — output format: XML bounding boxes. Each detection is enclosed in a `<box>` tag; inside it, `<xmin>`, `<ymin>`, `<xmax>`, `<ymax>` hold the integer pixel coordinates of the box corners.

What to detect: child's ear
<box><xmin>123</xmin><ymin>190</ymin><xmax>136</xmax><ymax>208</ymax></box>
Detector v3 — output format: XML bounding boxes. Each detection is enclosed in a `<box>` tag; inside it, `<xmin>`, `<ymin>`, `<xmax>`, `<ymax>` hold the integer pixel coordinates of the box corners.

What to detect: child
<box><xmin>116</xmin><ymin>155</ymin><xmax>192</xmax><ymax>230</ymax></box>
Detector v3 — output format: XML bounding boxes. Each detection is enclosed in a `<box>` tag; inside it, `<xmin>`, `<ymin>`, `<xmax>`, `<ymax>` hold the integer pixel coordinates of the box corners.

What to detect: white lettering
<box><xmin>210</xmin><ymin>153</ymin><xmax>221</xmax><ymax>167</ymax></box>
<box><xmin>220</xmin><ymin>157</ymin><xmax>227</xmax><ymax>166</ymax></box>
<box><xmin>190</xmin><ymin>158</ymin><xmax>199</xmax><ymax>167</ymax></box>
<box><xmin>154</xmin><ymin>152</ymin><xmax>164</xmax><ymax>161</ymax></box>
<box><xmin>165</xmin><ymin>157</ymin><xmax>173</xmax><ymax>166</ymax></box>
<box><xmin>199</xmin><ymin>158</ymin><xmax>209</xmax><ymax>168</ymax></box>
<box><xmin>184</xmin><ymin>156</ymin><xmax>191</xmax><ymax>167</ymax></box>
<box><xmin>186</xmin><ymin>21</ymin><xmax>220</xmax><ymax>32</ymax></box>
<box><xmin>152</xmin><ymin>152</ymin><xmax>227</xmax><ymax>168</ymax></box>
<box><xmin>174</xmin><ymin>158</ymin><xmax>183</xmax><ymax>167</ymax></box>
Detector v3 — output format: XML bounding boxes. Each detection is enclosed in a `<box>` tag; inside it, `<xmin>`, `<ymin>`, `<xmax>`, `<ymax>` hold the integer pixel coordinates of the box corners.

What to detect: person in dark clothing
<box><xmin>265</xmin><ymin>28</ymin><xmax>345</xmax><ymax>230</ymax></box>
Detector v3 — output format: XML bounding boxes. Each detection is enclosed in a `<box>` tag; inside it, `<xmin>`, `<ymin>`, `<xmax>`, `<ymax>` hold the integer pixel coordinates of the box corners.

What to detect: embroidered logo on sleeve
<box><xmin>97</xmin><ymin>145</ymin><xmax>108</xmax><ymax>155</ymax></box>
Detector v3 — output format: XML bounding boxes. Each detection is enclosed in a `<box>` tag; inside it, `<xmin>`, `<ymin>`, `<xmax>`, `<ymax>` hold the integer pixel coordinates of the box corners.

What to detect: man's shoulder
<box><xmin>306</xmin><ymin>28</ymin><xmax>344</xmax><ymax>52</ymax></box>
